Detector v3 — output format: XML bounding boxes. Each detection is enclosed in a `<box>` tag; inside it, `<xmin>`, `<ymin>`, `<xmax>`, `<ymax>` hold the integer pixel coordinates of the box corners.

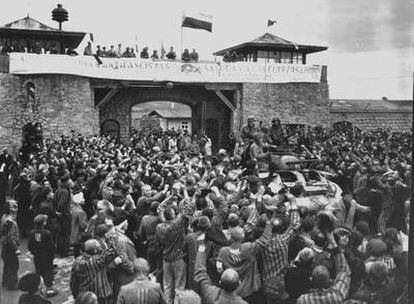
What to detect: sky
<box><xmin>1</xmin><ymin>0</ymin><xmax>413</xmax><ymax>100</ymax></box>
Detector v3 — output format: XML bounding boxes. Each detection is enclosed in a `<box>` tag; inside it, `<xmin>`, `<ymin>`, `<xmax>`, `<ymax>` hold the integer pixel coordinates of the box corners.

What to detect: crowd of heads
<box><xmin>83</xmin><ymin>42</ymin><xmax>200</xmax><ymax>62</ymax></box>
<box><xmin>222</xmin><ymin>50</ymin><xmax>244</xmax><ymax>62</ymax></box>
<box><xmin>0</xmin><ymin>40</ymin><xmax>201</xmax><ymax>62</ymax></box>
<box><xmin>0</xmin><ymin>117</ymin><xmax>410</xmax><ymax>304</ymax></box>
<box><xmin>0</xmin><ymin>41</ymin><xmax>78</xmax><ymax>55</ymax></box>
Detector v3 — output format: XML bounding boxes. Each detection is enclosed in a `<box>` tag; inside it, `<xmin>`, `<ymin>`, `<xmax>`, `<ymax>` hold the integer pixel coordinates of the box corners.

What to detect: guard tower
<box><xmin>0</xmin><ymin>15</ymin><xmax>85</xmax><ymax>54</ymax></box>
<box><xmin>214</xmin><ymin>32</ymin><xmax>327</xmax><ymax>64</ymax></box>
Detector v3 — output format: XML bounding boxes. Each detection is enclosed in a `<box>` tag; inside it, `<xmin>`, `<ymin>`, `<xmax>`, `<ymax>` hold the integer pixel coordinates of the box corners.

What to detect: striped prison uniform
<box><xmin>70</xmin><ymin>246</ymin><xmax>117</xmax><ymax>300</ymax></box>
<box><xmin>257</xmin><ymin>208</ymin><xmax>301</xmax><ymax>280</ymax></box>
<box><xmin>297</xmin><ymin>249</ymin><xmax>351</xmax><ymax>304</ymax></box>
<box><xmin>116</xmin><ymin>279</ymin><xmax>166</xmax><ymax>304</ymax></box>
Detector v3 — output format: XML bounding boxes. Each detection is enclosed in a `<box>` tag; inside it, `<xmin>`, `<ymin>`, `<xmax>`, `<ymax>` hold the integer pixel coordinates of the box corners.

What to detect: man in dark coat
<box><xmin>0</xmin><ymin>199</ymin><xmax>20</xmax><ymax>290</ymax></box>
<box><xmin>28</xmin><ymin>214</ymin><xmax>57</xmax><ymax>297</ymax></box>
<box><xmin>14</xmin><ymin>172</ymin><xmax>32</xmax><ymax>237</ymax></box>
<box><xmin>285</xmin><ymin>247</ymin><xmax>314</xmax><ymax>302</ymax></box>
<box><xmin>55</xmin><ymin>175</ymin><xmax>74</xmax><ymax>256</ymax></box>
<box><xmin>240</xmin><ymin>117</ymin><xmax>261</xmax><ymax>145</ymax></box>
<box><xmin>267</xmin><ymin>118</ymin><xmax>286</xmax><ymax>146</ymax></box>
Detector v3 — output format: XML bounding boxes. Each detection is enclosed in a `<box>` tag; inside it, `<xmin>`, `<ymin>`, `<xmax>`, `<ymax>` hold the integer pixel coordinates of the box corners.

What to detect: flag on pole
<box><xmin>267</xmin><ymin>19</ymin><xmax>277</xmax><ymax>27</ymax></box>
<box><xmin>160</xmin><ymin>41</ymin><xmax>166</xmax><ymax>59</ymax></box>
<box><xmin>182</xmin><ymin>12</ymin><xmax>213</xmax><ymax>32</ymax></box>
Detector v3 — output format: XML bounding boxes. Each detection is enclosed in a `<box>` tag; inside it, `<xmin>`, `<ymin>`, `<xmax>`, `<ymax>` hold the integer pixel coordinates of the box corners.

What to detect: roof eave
<box><xmin>214</xmin><ymin>42</ymin><xmax>327</xmax><ymax>56</ymax></box>
<box><xmin>0</xmin><ymin>27</ymin><xmax>86</xmax><ymax>37</ymax></box>
<box><xmin>0</xmin><ymin>28</ymin><xmax>86</xmax><ymax>48</ymax></box>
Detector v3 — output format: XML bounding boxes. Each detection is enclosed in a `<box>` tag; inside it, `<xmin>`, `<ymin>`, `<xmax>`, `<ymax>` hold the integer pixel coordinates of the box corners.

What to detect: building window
<box><xmin>292</xmin><ymin>52</ymin><xmax>303</xmax><ymax>64</ymax></box>
<box><xmin>267</xmin><ymin>51</ymin><xmax>279</xmax><ymax>63</ymax></box>
<box><xmin>26</xmin><ymin>82</ymin><xmax>35</xmax><ymax>101</ymax></box>
<box><xmin>181</xmin><ymin>120</ymin><xmax>189</xmax><ymax>130</ymax></box>
<box><xmin>257</xmin><ymin>50</ymin><xmax>268</xmax><ymax>63</ymax></box>
<box><xmin>280</xmin><ymin>52</ymin><xmax>292</xmax><ymax>64</ymax></box>
<box><xmin>273</xmin><ymin>51</ymin><xmax>281</xmax><ymax>63</ymax></box>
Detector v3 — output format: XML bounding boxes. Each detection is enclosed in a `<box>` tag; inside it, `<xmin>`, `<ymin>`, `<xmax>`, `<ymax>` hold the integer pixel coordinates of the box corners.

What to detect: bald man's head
<box><xmin>220</xmin><ymin>268</ymin><xmax>239</xmax><ymax>292</ymax></box>
<box><xmin>311</xmin><ymin>265</ymin><xmax>331</xmax><ymax>289</ymax></box>
<box><xmin>230</xmin><ymin>226</ymin><xmax>245</xmax><ymax>242</ymax></box>
<box><xmin>271</xmin><ymin>217</ymin><xmax>284</xmax><ymax>234</ymax></box>
<box><xmin>134</xmin><ymin>258</ymin><xmax>150</xmax><ymax>276</ymax></box>
<box><xmin>84</xmin><ymin>239</ymin><xmax>101</xmax><ymax>255</ymax></box>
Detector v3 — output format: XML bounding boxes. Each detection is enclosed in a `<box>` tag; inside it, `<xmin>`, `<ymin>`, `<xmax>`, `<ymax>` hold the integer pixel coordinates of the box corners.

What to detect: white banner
<box><xmin>9</xmin><ymin>53</ymin><xmax>322</xmax><ymax>83</ymax></box>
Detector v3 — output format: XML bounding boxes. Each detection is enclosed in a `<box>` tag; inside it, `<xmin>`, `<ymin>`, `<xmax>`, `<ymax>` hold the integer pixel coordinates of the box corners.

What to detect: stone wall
<box><xmin>331</xmin><ymin>111</ymin><xmax>412</xmax><ymax>132</ymax></box>
<box><xmin>0</xmin><ymin>73</ymin><xmax>98</xmax><ymax>150</ymax></box>
<box><xmin>241</xmin><ymin>82</ymin><xmax>330</xmax><ymax>127</ymax></box>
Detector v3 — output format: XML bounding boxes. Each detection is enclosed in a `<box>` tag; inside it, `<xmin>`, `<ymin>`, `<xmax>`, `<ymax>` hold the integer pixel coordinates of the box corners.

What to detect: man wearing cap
<box><xmin>240</xmin><ymin>117</ymin><xmax>261</xmax><ymax>145</ymax></box>
<box><xmin>195</xmin><ymin>233</ymin><xmax>247</xmax><ymax>304</ymax></box>
<box><xmin>248</xmin><ymin>133</ymin><xmax>269</xmax><ymax>171</ymax></box>
<box><xmin>28</xmin><ymin>214</ymin><xmax>57</xmax><ymax>297</ymax></box>
<box><xmin>267</xmin><ymin>118</ymin><xmax>286</xmax><ymax>146</ymax></box>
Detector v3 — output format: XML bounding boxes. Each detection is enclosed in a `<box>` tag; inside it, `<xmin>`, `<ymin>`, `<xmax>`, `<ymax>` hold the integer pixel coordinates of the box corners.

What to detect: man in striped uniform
<box><xmin>154</xmin><ymin>191</ymin><xmax>194</xmax><ymax>304</ymax></box>
<box><xmin>258</xmin><ymin>192</ymin><xmax>301</xmax><ymax>303</ymax></box>
<box><xmin>138</xmin><ymin>201</ymin><xmax>162</xmax><ymax>281</ymax></box>
<box><xmin>116</xmin><ymin>258</ymin><xmax>166</xmax><ymax>304</ymax></box>
<box><xmin>70</xmin><ymin>239</ymin><xmax>122</xmax><ymax>304</ymax></box>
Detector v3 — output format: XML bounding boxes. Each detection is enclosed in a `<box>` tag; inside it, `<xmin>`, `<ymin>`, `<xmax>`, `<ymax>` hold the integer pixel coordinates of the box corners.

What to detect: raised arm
<box><xmin>280</xmin><ymin>193</ymin><xmax>301</xmax><ymax>243</ymax></box>
<box><xmin>254</xmin><ymin>219</ymin><xmax>272</xmax><ymax>250</ymax></box>
<box><xmin>194</xmin><ymin>234</ymin><xmax>220</xmax><ymax>304</ymax></box>
<box><xmin>327</xmin><ymin>232</ymin><xmax>351</xmax><ymax>300</ymax></box>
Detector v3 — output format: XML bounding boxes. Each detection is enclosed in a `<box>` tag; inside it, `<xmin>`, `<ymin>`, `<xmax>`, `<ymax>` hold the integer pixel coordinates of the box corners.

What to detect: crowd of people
<box><xmin>83</xmin><ymin>42</ymin><xmax>200</xmax><ymax>62</ymax></box>
<box><xmin>0</xmin><ymin>41</ymin><xmax>201</xmax><ymax>63</ymax></box>
<box><xmin>0</xmin><ymin>116</ymin><xmax>410</xmax><ymax>304</ymax></box>
<box><xmin>0</xmin><ymin>42</ymin><xmax>78</xmax><ymax>56</ymax></box>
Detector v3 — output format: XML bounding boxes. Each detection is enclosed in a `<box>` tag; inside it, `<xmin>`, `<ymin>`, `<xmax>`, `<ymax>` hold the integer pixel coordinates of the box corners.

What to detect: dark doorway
<box><xmin>21</xmin><ymin>122</ymin><xmax>43</xmax><ymax>162</ymax></box>
<box><xmin>101</xmin><ymin>119</ymin><xmax>120</xmax><ymax>140</ymax></box>
<box><xmin>333</xmin><ymin>121</ymin><xmax>353</xmax><ymax>132</ymax></box>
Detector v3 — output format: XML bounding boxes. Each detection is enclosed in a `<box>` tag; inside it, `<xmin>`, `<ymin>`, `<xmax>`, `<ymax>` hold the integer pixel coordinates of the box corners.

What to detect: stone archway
<box><xmin>333</xmin><ymin>121</ymin><xmax>353</xmax><ymax>132</ymax></box>
<box><xmin>97</xmin><ymin>85</ymin><xmax>236</xmax><ymax>149</ymax></box>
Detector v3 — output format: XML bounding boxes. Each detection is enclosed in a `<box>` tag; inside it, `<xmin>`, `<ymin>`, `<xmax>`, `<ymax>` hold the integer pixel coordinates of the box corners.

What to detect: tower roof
<box><xmin>4</xmin><ymin>15</ymin><xmax>57</xmax><ymax>31</ymax></box>
<box><xmin>214</xmin><ymin>32</ymin><xmax>327</xmax><ymax>56</ymax></box>
<box><xmin>0</xmin><ymin>16</ymin><xmax>86</xmax><ymax>49</ymax></box>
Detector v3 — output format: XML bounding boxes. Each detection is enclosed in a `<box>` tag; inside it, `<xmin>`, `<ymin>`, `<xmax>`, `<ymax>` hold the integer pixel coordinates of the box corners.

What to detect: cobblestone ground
<box><xmin>1</xmin><ymin>240</ymin><xmax>74</xmax><ymax>304</ymax></box>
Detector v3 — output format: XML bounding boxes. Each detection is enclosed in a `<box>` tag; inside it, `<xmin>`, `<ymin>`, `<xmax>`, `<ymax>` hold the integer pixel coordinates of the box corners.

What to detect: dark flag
<box><xmin>268</xmin><ymin>19</ymin><xmax>277</xmax><ymax>27</ymax></box>
<box><xmin>182</xmin><ymin>13</ymin><xmax>213</xmax><ymax>32</ymax></box>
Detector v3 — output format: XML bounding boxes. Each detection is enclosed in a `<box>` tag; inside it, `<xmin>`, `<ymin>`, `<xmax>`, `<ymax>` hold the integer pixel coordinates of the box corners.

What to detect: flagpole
<box><xmin>180</xmin><ymin>25</ymin><xmax>183</xmax><ymax>57</ymax></box>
